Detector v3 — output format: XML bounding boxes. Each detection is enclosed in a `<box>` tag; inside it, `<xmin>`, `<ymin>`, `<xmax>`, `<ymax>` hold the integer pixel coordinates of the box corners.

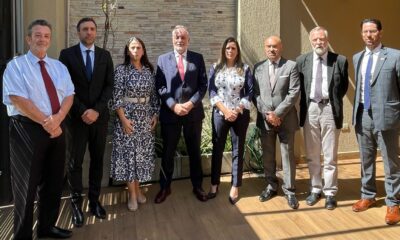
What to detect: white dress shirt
<box><xmin>310</xmin><ymin>52</ymin><xmax>328</xmax><ymax>100</ymax></box>
<box><xmin>80</xmin><ymin>42</ymin><xmax>95</xmax><ymax>71</ymax></box>
<box><xmin>360</xmin><ymin>43</ymin><xmax>382</xmax><ymax>103</ymax></box>
<box><xmin>174</xmin><ymin>50</ymin><xmax>187</xmax><ymax>73</ymax></box>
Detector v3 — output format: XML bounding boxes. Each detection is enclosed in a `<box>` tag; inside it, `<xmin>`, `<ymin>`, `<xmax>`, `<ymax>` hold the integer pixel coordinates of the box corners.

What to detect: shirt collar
<box><xmin>313</xmin><ymin>51</ymin><xmax>328</xmax><ymax>62</ymax></box>
<box><xmin>269</xmin><ymin>57</ymin><xmax>281</xmax><ymax>65</ymax></box>
<box><xmin>27</xmin><ymin>50</ymin><xmax>49</xmax><ymax>64</ymax></box>
<box><xmin>365</xmin><ymin>43</ymin><xmax>382</xmax><ymax>55</ymax></box>
<box><xmin>174</xmin><ymin>49</ymin><xmax>187</xmax><ymax>58</ymax></box>
<box><xmin>80</xmin><ymin>42</ymin><xmax>95</xmax><ymax>52</ymax></box>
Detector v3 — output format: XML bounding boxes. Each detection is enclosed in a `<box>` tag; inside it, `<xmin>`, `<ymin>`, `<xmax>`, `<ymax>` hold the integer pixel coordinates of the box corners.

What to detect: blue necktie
<box><xmin>364</xmin><ymin>53</ymin><xmax>373</xmax><ymax>110</ymax></box>
<box><xmin>85</xmin><ymin>49</ymin><xmax>92</xmax><ymax>81</ymax></box>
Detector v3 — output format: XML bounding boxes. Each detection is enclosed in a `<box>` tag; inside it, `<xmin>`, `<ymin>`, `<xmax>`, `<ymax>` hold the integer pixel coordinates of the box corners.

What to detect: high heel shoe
<box><xmin>228</xmin><ymin>196</ymin><xmax>239</xmax><ymax>205</ymax></box>
<box><xmin>127</xmin><ymin>196</ymin><xmax>138</xmax><ymax>211</ymax></box>
<box><xmin>207</xmin><ymin>185</ymin><xmax>219</xmax><ymax>199</ymax></box>
<box><xmin>137</xmin><ymin>194</ymin><xmax>147</xmax><ymax>204</ymax></box>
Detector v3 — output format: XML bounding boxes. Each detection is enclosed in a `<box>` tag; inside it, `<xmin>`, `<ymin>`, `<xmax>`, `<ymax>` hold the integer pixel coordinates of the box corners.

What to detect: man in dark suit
<box><xmin>59</xmin><ymin>17</ymin><xmax>114</xmax><ymax>227</ymax></box>
<box><xmin>3</xmin><ymin>19</ymin><xmax>73</xmax><ymax>239</ymax></box>
<box><xmin>254</xmin><ymin>36</ymin><xmax>300</xmax><ymax>209</ymax></box>
<box><xmin>296</xmin><ymin>26</ymin><xmax>348</xmax><ymax>210</ymax></box>
<box><xmin>155</xmin><ymin>25</ymin><xmax>208</xmax><ymax>203</ymax></box>
<box><xmin>351</xmin><ymin>18</ymin><xmax>400</xmax><ymax>225</ymax></box>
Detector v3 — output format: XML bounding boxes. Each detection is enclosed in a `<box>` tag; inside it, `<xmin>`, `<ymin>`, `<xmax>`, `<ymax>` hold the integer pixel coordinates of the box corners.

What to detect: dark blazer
<box><xmin>352</xmin><ymin>46</ymin><xmax>400</xmax><ymax>131</ymax></box>
<box><xmin>59</xmin><ymin>44</ymin><xmax>114</xmax><ymax>123</ymax></box>
<box><xmin>253</xmin><ymin>58</ymin><xmax>300</xmax><ymax>132</ymax></box>
<box><xmin>296</xmin><ymin>51</ymin><xmax>349</xmax><ymax>129</ymax></box>
<box><xmin>156</xmin><ymin>50</ymin><xmax>208</xmax><ymax>124</ymax></box>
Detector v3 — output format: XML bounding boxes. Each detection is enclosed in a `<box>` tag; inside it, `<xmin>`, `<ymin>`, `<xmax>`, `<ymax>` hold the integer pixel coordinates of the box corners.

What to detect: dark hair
<box><xmin>77</xmin><ymin>17</ymin><xmax>97</xmax><ymax>32</ymax></box>
<box><xmin>215</xmin><ymin>37</ymin><xmax>244</xmax><ymax>75</ymax></box>
<box><xmin>28</xmin><ymin>19</ymin><xmax>52</xmax><ymax>36</ymax></box>
<box><xmin>360</xmin><ymin>18</ymin><xmax>382</xmax><ymax>31</ymax></box>
<box><xmin>123</xmin><ymin>36</ymin><xmax>154</xmax><ymax>73</ymax></box>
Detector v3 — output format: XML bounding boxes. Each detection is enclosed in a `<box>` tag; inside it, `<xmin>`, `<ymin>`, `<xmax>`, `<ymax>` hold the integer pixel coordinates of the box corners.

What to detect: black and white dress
<box><xmin>110</xmin><ymin>64</ymin><xmax>159</xmax><ymax>182</ymax></box>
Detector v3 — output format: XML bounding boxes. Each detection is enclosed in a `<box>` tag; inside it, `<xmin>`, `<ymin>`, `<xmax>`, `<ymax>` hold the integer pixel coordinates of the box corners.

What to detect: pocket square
<box><xmin>279</xmin><ymin>75</ymin><xmax>289</xmax><ymax>78</ymax></box>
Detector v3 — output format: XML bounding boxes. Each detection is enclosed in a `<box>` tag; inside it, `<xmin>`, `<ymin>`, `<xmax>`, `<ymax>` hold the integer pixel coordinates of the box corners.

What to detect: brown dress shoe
<box><xmin>154</xmin><ymin>187</ymin><xmax>171</xmax><ymax>204</ymax></box>
<box><xmin>352</xmin><ymin>198</ymin><xmax>376</xmax><ymax>212</ymax></box>
<box><xmin>385</xmin><ymin>206</ymin><xmax>400</xmax><ymax>225</ymax></box>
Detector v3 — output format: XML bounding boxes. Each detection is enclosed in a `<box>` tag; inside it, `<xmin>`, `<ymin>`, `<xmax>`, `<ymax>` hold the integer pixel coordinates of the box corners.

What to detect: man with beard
<box><xmin>59</xmin><ymin>17</ymin><xmax>114</xmax><ymax>227</ymax></box>
<box><xmin>296</xmin><ymin>26</ymin><xmax>348</xmax><ymax>210</ymax></box>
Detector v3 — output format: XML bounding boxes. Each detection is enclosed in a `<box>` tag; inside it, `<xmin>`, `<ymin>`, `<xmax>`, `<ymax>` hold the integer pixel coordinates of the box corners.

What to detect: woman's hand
<box><xmin>121</xmin><ymin>116</ymin><xmax>134</xmax><ymax>135</ymax></box>
<box><xmin>150</xmin><ymin>115</ymin><xmax>158</xmax><ymax>131</ymax></box>
<box><xmin>224</xmin><ymin>109</ymin><xmax>238</xmax><ymax>122</ymax></box>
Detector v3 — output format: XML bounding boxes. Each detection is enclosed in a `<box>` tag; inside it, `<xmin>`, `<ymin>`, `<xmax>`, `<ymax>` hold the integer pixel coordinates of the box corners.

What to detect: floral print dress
<box><xmin>110</xmin><ymin>64</ymin><xmax>159</xmax><ymax>182</ymax></box>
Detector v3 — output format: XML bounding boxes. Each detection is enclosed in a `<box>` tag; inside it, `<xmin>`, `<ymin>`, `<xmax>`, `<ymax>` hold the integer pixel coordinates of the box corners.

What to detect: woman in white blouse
<box><xmin>207</xmin><ymin>37</ymin><xmax>253</xmax><ymax>204</ymax></box>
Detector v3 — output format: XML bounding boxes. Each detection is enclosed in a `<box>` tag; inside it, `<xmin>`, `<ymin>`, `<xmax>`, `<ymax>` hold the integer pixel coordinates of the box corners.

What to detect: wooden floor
<box><xmin>1</xmin><ymin>158</ymin><xmax>400</xmax><ymax>240</ymax></box>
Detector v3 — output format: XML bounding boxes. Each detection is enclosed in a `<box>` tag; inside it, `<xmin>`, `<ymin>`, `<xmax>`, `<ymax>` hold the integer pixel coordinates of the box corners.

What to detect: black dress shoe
<box><xmin>325</xmin><ymin>195</ymin><xmax>337</xmax><ymax>210</ymax></box>
<box><xmin>286</xmin><ymin>194</ymin><xmax>299</xmax><ymax>209</ymax></box>
<box><xmin>71</xmin><ymin>197</ymin><xmax>84</xmax><ymax>227</ymax></box>
<box><xmin>37</xmin><ymin>226</ymin><xmax>72</xmax><ymax>239</ymax></box>
<box><xmin>154</xmin><ymin>187</ymin><xmax>171</xmax><ymax>204</ymax></box>
<box><xmin>259</xmin><ymin>189</ymin><xmax>277</xmax><ymax>202</ymax></box>
<box><xmin>207</xmin><ymin>186</ymin><xmax>219</xmax><ymax>199</ymax></box>
<box><xmin>305</xmin><ymin>192</ymin><xmax>321</xmax><ymax>206</ymax></box>
<box><xmin>89</xmin><ymin>201</ymin><xmax>106</xmax><ymax>219</ymax></box>
<box><xmin>193</xmin><ymin>188</ymin><xmax>208</xmax><ymax>202</ymax></box>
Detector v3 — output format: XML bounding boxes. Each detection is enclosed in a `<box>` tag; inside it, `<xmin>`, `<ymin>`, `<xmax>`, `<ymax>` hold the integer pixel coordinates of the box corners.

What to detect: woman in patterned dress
<box><xmin>110</xmin><ymin>37</ymin><xmax>159</xmax><ymax>211</ymax></box>
<box><xmin>207</xmin><ymin>37</ymin><xmax>253</xmax><ymax>204</ymax></box>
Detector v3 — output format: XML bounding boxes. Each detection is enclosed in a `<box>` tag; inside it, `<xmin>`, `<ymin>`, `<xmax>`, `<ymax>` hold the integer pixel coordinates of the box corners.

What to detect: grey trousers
<box><xmin>356</xmin><ymin>108</ymin><xmax>400</xmax><ymax>206</ymax></box>
<box><xmin>303</xmin><ymin>101</ymin><xmax>340</xmax><ymax>196</ymax></box>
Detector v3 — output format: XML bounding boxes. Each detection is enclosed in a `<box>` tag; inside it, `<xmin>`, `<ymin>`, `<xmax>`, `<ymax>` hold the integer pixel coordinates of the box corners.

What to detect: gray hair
<box><xmin>172</xmin><ymin>25</ymin><xmax>190</xmax><ymax>38</ymax></box>
<box><xmin>309</xmin><ymin>26</ymin><xmax>328</xmax><ymax>40</ymax></box>
<box><xmin>27</xmin><ymin>19</ymin><xmax>52</xmax><ymax>36</ymax></box>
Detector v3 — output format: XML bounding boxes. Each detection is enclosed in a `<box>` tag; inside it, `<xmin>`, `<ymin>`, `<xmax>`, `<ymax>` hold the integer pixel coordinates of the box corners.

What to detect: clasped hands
<box><xmin>265</xmin><ymin>111</ymin><xmax>281</xmax><ymax>127</ymax></box>
<box><xmin>42</xmin><ymin>113</ymin><xmax>63</xmax><ymax>138</ymax></box>
<box><xmin>172</xmin><ymin>101</ymin><xmax>194</xmax><ymax>116</ymax></box>
<box><xmin>121</xmin><ymin>114</ymin><xmax>158</xmax><ymax>135</ymax></box>
<box><xmin>224</xmin><ymin>104</ymin><xmax>244</xmax><ymax>122</ymax></box>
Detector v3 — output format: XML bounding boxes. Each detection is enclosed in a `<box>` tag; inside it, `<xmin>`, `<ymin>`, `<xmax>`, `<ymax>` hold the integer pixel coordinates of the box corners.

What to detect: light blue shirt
<box><xmin>2</xmin><ymin>51</ymin><xmax>75</xmax><ymax>116</ymax></box>
<box><xmin>80</xmin><ymin>42</ymin><xmax>95</xmax><ymax>71</ymax></box>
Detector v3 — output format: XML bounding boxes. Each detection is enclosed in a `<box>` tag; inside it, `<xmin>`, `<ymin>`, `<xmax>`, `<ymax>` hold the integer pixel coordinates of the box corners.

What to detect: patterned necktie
<box><xmin>85</xmin><ymin>49</ymin><xmax>92</xmax><ymax>81</ymax></box>
<box><xmin>177</xmin><ymin>54</ymin><xmax>185</xmax><ymax>81</ymax></box>
<box><xmin>364</xmin><ymin>52</ymin><xmax>373</xmax><ymax>110</ymax></box>
<box><xmin>39</xmin><ymin>60</ymin><xmax>60</xmax><ymax>114</ymax></box>
<box><xmin>269</xmin><ymin>62</ymin><xmax>276</xmax><ymax>87</ymax></box>
<box><xmin>314</xmin><ymin>57</ymin><xmax>323</xmax><ymax>103</ymax></box>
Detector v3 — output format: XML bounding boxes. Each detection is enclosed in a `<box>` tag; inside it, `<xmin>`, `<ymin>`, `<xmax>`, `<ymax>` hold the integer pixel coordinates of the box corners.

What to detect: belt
<box><xmin>123</xmin><ymin>97</ymin><xmax>150</xmax><ymax>104</ymax></box>
<box><xmin>311</xmin><ymin>99</ymin><xmax>329</xmax><ymax>104</ymax></box>
<box><xmin>11</xmin><ymin>115</ymin><xmax>38</xmax><ymax>125</ymax></box>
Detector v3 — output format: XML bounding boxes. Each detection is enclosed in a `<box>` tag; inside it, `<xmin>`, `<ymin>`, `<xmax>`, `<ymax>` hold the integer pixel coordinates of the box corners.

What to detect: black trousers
<box><xmin>66</xmin><ymin>116</ymin><xmax>107</xmax><ymax>202</ymax></box>
<box><xmin>9</xmin><ymin>116</ymin><xmax>65</xmax><ymax>240</ymax></box>
<box><xmin>210</xmin><ymin>109</ymin><xmax>250</xmax><ymax>187</ymax></box>
<box><xmin>159</xmin><ymin>120</ymin><xmax>203</xmax><ymax>189</ymax></box>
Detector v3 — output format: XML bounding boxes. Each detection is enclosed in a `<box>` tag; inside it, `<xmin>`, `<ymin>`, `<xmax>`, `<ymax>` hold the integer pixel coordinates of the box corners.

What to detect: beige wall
<box><xmin>23</xmin><ymin>0</ymin><xmax>66</xmax><ymax>58</ymax></box>
<box><xmin>240</xmin><ymin>0</ymin><xmax>400</xmax><ymax>159</ymax></box>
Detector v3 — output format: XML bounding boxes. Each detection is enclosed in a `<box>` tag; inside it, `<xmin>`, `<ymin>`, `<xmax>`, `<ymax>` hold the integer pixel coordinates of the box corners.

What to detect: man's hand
<box><xmin>42</xmin><ymin>114</ymin><xmax>62</xmax><ymax>133</ymax></box>
<box><xmin>172</xmin><ymin>103</ymin><xmax>189</xmax><ymax>116</ymax></box>
<box><xmin>49</xmin><ymin>126</ymin><xmax>63</xmax><ymax>138</ymax></box>
<box><xmin>81</xmin><ymin>109</ymin><xmax>99</xmax><ymax>125</ymax></box>
<box><xmin>266</xmin><ymin>111</ymin><xmax>281</xmax><ymax>127</ymax></box>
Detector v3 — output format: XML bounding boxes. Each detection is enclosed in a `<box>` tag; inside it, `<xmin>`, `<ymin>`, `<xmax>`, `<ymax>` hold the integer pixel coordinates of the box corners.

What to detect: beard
<box><xmin>314</xmin><ymin>46</ymin><xmax>327</xmax><ymax>56</ymax></box>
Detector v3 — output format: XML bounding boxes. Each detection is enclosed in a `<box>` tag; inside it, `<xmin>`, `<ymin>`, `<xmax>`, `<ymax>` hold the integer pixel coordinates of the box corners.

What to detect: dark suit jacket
<box><xmin>155</xmin><ymin>50</ymin><xmax>207</xmax><ymax>124</ymax></box>
<box><xmin>296</xmin><ymin>51</ymin><xmax>349</xmax><ymax>129</ymax></box>
<box><xmin>352</xmin><ymin>46</ymin><xmax>400</xmax><ymax>131</ymax></box>
<box><xmin>253</xmin><ymin>58</ymin><xmax>300</xmax><ymax>132</ymax></box>
<box><xmin>59</xmin><ymin>44</ymin><xmax>114</xmax><ymax>123</ymax></box>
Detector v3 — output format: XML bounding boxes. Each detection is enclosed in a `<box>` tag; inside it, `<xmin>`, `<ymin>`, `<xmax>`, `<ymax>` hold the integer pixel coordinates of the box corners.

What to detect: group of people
<box><xmin>2</xmin><ymin>16</ymin><xmax>400</xmax><ymax>240</ymax></box>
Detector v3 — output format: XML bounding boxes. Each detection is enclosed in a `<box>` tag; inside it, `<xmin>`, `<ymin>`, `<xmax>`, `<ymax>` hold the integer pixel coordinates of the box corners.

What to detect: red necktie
<box><xmin>39</xmin><ymin>60</ymin><xmax>60</xmax><ymax>114</ymax></box>
<box><xmin>177</xmin><ymin>54</ymin><xmax>185</xmax><ymax>81</ymax></box>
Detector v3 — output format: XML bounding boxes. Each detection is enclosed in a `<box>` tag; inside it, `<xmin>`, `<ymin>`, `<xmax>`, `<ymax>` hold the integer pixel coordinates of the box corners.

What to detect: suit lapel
<box><xmin>74</xmin><ymin>44</ymin><xmax>90</xmax><ymax>82</ymax></box>
<box><xmin>305</xmin><ymin>53</ymin><xmax>313</xmax><ymax>96</ymax></box>
<box><xmin>371</xmin><ymin>47</ymin><xmax>388</xmax><ymax>85</ymax></box>
<box><xmin>327</xmin><ymin>52</ymin><xmax>334</xmax><ymax>87</ymax></box>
